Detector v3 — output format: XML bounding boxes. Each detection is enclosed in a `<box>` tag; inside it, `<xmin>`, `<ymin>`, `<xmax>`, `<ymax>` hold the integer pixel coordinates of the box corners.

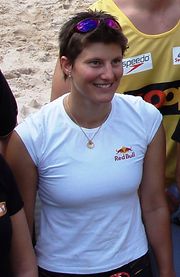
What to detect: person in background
<box><xmin>6</xmin><ymin>10</ymin><xmax>174</xmax><ymax>277</ymax></box>
<box><xmin>0</xmin><ymin>154</ymin><xmax>38</xmax><ymax>277</ymax></box>
<box><xmin>51</xmin><ymin>0</ymin><xmax>180</xmax><ymax>194</ymax></box>
<box><xmin>172</xmin><ymin>119</ymin><xmax>180</xmax><ymax>192</ymax></box>
<box><xmin>0</xmin><ymin>70</ymin><xmax>38</xmax><ymax>276</ymax></box>
<box><xmin>0</xmin><ymin>70</ymin><xmax>18</xmax><ymax>155</ymax></box>
<box><xmin>170</xmin><ymin>119</ymin><xmax>180</xmax><ymax>225</ymax></box>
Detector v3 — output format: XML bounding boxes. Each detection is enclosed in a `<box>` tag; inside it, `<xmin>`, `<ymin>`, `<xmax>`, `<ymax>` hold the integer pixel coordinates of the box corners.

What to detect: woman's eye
<box><xmin>112</xmin><ymin>59</ymin><xmax>122</xmax><ymax>66</ymax></box>
<box><xmin>89</xmin><ymin>60</ymin><xmax>102</xmax><ymax>66</ymax></box>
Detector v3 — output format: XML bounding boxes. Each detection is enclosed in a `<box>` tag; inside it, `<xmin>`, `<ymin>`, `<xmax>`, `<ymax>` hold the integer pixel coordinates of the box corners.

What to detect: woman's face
<box><xmin>69</xmin><ymin>42</ymin><xmax>123</xmax><ymax>105</ymax></box>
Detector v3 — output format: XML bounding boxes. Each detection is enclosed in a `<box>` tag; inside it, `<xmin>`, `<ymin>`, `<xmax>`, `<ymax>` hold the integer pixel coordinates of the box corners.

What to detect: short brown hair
<box><xmin>59</xmin><ymin>10</ymin><xmax>128</xmax><ymax>79</ymax></box>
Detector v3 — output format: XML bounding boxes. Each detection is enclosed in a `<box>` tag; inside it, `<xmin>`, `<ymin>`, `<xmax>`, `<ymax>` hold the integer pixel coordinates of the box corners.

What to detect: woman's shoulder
<box><xmin>114</xmin><ymin>93</ymin><xmax>162</xmax><ymax>120</ymax></box>
<box><xmin>18</xmin><ymin>94</ymin><xmax>66</xmax><ymax>126</ymax></box>
<box><xmin>34</xmin><ymin>93</ymin><xmax>67</xmax><ymax>116</ymax></box>
<box><xmin>115</xmin><ymin>93</ymin><xmax>158</xmax><ymax>109</ymax></box>
<box><xmin>114</xmin><ymin>93</ymin><xmax>147</xmax><ymax>107</ymax></box>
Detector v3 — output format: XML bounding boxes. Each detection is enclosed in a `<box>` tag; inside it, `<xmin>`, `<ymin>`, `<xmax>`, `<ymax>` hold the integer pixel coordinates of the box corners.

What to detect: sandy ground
<box><xmin>0</xmin><ymin>0</ymin><xmax>94</xmax><ymax>121</ymax></box>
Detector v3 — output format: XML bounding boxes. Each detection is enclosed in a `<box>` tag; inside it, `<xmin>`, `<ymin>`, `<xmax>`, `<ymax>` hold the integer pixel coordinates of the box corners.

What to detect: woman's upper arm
<box><xmin>139</xmin><ymin>123</ymin><xmax>167</xmax><ymax>211</ymax></box>
<box><xmin>5</xmin><ymin>131</ymin><xmax>38</xmax><ymax>235</ymax></box>
<box><xmin>0</xmin><ymin>134</ymin><xmax>12</xmax><ymax>156</ymax></box>
<box><xmin>10</xmin><ymin>208</ymin><xmax>38</xmax><ymax>276</ymax></box>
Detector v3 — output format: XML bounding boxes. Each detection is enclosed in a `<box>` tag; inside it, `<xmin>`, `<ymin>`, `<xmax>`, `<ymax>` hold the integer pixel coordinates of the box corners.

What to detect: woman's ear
<box><xmin>60</xmin><ymin>56</ymin><xmax>72</xmax><ymax>79</ymax></box>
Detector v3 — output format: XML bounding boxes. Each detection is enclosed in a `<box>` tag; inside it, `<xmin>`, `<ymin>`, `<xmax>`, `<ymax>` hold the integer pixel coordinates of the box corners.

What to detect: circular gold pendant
<box><xmin>87</xmin><ymin>140</ymin><xmax>94</xmax><ymax>149</ymax></box>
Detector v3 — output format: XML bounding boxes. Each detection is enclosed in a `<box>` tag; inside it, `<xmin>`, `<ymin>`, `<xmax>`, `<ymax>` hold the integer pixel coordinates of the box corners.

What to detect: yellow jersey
<box><xmin>90</xmin><ymin>0</ymin><xmax>180</xmax><ymax>186</ymax></box>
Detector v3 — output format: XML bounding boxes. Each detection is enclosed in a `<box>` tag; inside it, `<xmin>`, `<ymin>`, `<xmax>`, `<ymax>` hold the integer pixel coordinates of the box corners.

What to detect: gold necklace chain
<box><xmin>66</xmin><ymin>96</ymin><xmax>110</xmax><ymax>149</ymax></box>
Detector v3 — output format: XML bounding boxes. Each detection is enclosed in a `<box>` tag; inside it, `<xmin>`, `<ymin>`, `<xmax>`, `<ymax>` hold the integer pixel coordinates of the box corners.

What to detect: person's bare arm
<box><xmin>0</xmin><ymin>139</ymin><xmax>7</xmax><ymax>155</ymax></box>
<box><xmin>51</xmin><ymin>58</ymin><xmax>70</xmax><ymax>101</ymax></box>
<box><xmin>10</xmin><ymin>208</ymin><xmax>38</xmax><ymax>276</ymax></box>
<box><xmin>0</xmin><ymin>133</ymin><xmax>12</xmax><ymax>156</ymax></box>
<box><xmin>6</xmin><ymin>131</ymin><xmax>38</xmax><ymax>237</ymax></box>
<box><xmin>139</xmin><ymin>123</ymin><xmax>175</xmax><ymax>277</ymax></box>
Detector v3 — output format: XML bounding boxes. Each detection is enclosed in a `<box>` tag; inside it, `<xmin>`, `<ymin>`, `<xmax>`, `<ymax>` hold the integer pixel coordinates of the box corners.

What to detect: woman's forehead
<box><xmin>76</xmin><ymin>42</ymin><xmax>123</xmax><ymax>59</ymax></box>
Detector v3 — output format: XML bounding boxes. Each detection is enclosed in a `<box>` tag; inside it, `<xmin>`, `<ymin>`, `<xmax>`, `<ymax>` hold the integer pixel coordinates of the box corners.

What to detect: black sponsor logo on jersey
<box><xmin>124</xmin><ymin>80</ymin><xmax>180</xmax><ymax>115</ymax></box>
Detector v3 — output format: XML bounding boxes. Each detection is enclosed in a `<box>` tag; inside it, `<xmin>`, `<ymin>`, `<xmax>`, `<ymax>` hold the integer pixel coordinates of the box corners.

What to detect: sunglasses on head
<box><xmin>74</xmin><ymin>18</ymin><xmax>121</xmax><ymax>33</ymax></box>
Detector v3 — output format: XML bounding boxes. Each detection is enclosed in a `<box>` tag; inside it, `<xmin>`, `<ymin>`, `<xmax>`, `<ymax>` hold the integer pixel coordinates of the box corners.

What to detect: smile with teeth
<box><xmin>94</xmin><ymin>83</ymin><xmax>112</xmax><ymax>88</ymax></box>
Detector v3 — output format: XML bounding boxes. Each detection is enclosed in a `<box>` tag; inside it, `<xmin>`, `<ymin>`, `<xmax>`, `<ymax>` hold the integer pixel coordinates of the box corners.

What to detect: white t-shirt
<box><xmin>15</xmin><ymin>93</ymin><xmax>162</xmax><ymax>274</ymax></box>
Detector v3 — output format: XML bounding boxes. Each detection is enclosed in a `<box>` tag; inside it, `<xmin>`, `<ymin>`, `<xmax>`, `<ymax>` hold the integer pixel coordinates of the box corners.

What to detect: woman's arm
<box><xmin>139</xmin><ymin>123</ymin><xmax>175</xmax><ymax>277</ymax></box>
<box><xmin>51</xmin><ymin>58</ymin><xmax>70</xmax><ymax>101</ymax></box>
<box><xmin>10</xmin><ymin>208</ymin><xmax>38</xmax><ymax>276</ymax></box>
<box><xmin>5</xmin><ymin>131</ymin><xmax>38</xmax><ymax>237</ymax></box>
<box><xmin>0</xmin><ymin>133</ymin><xmax>13</xmax><ymax>156</ymax></box>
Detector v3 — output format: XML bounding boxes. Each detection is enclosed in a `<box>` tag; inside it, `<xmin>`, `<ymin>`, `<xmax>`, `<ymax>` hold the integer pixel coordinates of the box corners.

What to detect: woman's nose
<box><xmin>100</xmin><ymin>64</ymin><xmax>115</xmax><ymax>80</ymax></box>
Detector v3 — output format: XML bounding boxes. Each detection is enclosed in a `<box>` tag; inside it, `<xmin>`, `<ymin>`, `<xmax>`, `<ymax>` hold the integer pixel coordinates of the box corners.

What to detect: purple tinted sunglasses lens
<box><xmin>105</xmin><ymin>18</ymin><xmax>121</xmax><ymax>30</ymax></box>
<box><xmin>76</xmin><ymin>19</ymin><xmax>99</xmax><ymax>32</ymax></box>
<box><xmin>75</xmin><ymin>18</ymin><xmax>121</xmax><ymax>33</ymax></box>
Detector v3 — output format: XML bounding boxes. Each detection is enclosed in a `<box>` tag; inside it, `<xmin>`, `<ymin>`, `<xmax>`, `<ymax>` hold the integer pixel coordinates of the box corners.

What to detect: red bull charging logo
<box><xmin>115</xmin><ymin>146</ymin><xmax>135</xmax><ymax>161</ymax></box>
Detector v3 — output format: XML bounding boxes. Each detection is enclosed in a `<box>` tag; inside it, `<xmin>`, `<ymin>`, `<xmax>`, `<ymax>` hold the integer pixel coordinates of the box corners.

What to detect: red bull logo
<box><xmin>116</xmin><ymin>146</ymin><xmax>132</xmax><ymax>154</ymax></box>
<box><xmin>115</xmin><ymin>146</ymin><xmax>135</xmax><ymax>161</ymax></box>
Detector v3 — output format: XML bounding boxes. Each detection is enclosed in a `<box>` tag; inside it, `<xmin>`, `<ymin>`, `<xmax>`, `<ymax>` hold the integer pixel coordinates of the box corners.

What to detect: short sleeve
<box><xmin>119</xmin><ymin>95</ymin><xmax>163</xmax><ymax>146</ymax></box>
<box><xmin>0</xmin><ymin>155</ymin><xmax>23</xmax><ymax>216</ymax></box>
<box><xmin>15</xmin><ymin>110</ymin><xmax>44</xmax><ymax>166</ymax></box>
<box><xmin>141</xmin><ymin>100</ymin><xmax>163</xmax><ymax>145</ymax></box>
<box><xmin>0</xmin><ymin>70</ymin><xmax>18</xmax><ymax>137</ymax></box>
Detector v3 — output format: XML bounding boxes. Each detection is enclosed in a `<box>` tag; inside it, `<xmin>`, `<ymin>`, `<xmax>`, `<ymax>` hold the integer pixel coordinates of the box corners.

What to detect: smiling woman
<box><xmin>62</xmin><ymin>42</ymin><xmax>124</xmax><ymax>118</ymax></box>
<box><xmin>6</xmin><ymin>10</ymin><xmax>175</xmax><ymax>277</ymax></box>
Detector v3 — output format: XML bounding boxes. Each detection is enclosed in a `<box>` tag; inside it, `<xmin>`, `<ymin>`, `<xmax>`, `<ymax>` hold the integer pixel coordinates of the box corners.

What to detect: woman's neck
<box><xmin>64</xmin><ymin>94</ymin><xmax>112</xmax><ymax>129</ymax></box>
